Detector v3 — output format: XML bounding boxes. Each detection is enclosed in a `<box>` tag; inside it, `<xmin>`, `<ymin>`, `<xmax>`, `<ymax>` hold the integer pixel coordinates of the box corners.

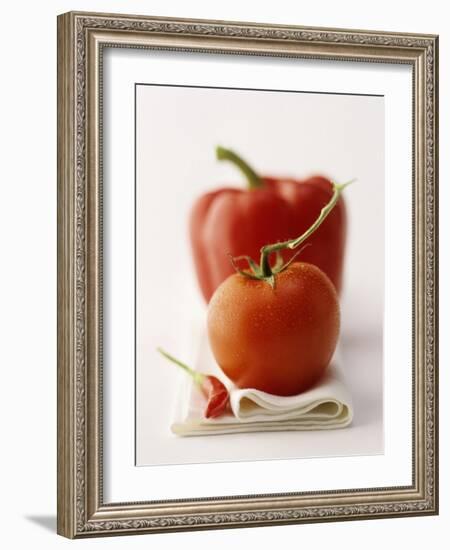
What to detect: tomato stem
<box><xmin>216</xmin><ymin>146</ymin><xmax>264</xmax><ymax>190</ymax></box>
<box><xmin>259</xmin><ymin>180</ymin><xmax>354</xmax><ymax>278</ymax></box>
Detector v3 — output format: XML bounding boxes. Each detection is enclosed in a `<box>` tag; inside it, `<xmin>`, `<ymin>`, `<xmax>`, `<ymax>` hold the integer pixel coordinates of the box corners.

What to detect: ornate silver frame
<box><xmin>57</xmin><ymin>11</ymin><xmax>439</xmax><ymax>538</ymax></box>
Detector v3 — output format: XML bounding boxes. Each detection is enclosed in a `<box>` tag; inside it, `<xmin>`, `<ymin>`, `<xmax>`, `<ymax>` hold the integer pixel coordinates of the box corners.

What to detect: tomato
<box><xmin>207</xmin><ymin>262</ymin><xmax>340</xmax><ymax>396</ymax></box>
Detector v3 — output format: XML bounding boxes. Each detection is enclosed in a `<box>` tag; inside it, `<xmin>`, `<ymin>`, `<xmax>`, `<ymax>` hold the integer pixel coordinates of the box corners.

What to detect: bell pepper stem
<box><xmin>216</xmin><ymin>146</ymin><xmax>264</xmax><ymax>190</ymax></box>
<box><xmin>260</xmin><ymin>180</ymin><xmax>354</xmax><ymax>278</ymax></box>
<box><xmin>157</xmin><ymin>347</ymin><xmax>205</xmax><ymax>386</ymax></box>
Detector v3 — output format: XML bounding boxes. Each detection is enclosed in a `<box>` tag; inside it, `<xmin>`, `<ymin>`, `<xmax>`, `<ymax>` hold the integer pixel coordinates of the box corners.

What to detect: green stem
<box><xmin>157</xmin><ymin>347</ymin><xmax>204</xmax><ymax>386</ymax></box>
<box><xmin>260</xmin><ymin>180</ymin><xmax>354</xmax><ymax>277</ymax></box>
<box><xmin>216</xmin><ymin>146</ymin><xmax>264</xmax><ymax>190</ymax></box>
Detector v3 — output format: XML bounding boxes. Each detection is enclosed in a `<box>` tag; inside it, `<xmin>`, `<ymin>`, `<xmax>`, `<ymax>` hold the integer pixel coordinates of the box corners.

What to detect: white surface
<box><xmin>1</xmin><ymin>1</ymin><xmax>448</xmax><ymax>549</ymax></box>
<box><xmin>103</xmin><ymin>38</ymin><xmax>412</xmax><ymax>502</ymax></box>
<box><xmin>171</xmin><ymin>336</ymin><xmax>353</xmax><ymax>436</ymax></box>
<box><xmin>134</xmin><ymin>82</ymin><xmax>384</xmax><ymax>464</ymax></box>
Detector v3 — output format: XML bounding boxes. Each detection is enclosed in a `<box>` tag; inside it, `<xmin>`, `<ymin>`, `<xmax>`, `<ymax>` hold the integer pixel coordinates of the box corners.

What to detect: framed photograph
<box><xmin>57</xmin><ymin>11</ymin><xmax>439</xmax><ymax>538</ymax></box>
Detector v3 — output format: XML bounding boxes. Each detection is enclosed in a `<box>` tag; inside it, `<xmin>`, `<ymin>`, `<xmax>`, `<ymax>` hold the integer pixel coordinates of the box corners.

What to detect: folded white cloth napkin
<box><xmin>171</xmin><ymin>333</ymin><xmax>353</xmax><ymax>437</ymax></box>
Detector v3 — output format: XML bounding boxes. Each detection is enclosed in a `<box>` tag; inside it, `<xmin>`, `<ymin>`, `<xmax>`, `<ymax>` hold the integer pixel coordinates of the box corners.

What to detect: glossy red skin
<box><xmin>202</xmin><ymin>375</ymin><xmax>230</xmax><ymax>418</ymax></box>
<box><xmin>190</xmin><ymin>176</ymin><xmax>346</xmax><ymax>302</ymax></box>
<box><xmin>207</xmin><ymin>263</ymin><xmax>340</xmax><ymax>396</ymax></box>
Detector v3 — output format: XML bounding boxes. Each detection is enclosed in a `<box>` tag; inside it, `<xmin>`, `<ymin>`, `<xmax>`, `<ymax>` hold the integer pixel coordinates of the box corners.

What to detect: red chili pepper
<box><xmin>202</xmin><ymin>375</ymin><xmax>230</xmax><ymax>418</ymax></box>
<box><xmin>190</xmin><ymin>146</ymin><xmax>347</xmax><ymax>302</ymax></box>
<box><xmin>157</xmin><ymin>348</ymin><xmax>230</xmax><ymax>419</ymax></box>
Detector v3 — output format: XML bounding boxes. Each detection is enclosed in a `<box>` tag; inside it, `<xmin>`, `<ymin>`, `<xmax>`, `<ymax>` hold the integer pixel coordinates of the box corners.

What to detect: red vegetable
<box><xmin>207</xmin><ymin>181</ymin><xmax>349</xmax><ymax>396</ymax></box>
<box><xmin>157</xmin><ymin>348</ymin><xmax>230</xmax><ymax>418</ymax></box>
<box><xmin>208</xmin><ymin>263</ymin><xmax>339</xmax><ymax>395</ymax></box>
<box><xmin>202</xmin><ymin>375</ymin><xmax>230</xmax><ymax>419</ymax></box>
<box><xmin>190</xmin><ymin>147</ymin><xmax>347</xmax><ymax>302</ymax></box>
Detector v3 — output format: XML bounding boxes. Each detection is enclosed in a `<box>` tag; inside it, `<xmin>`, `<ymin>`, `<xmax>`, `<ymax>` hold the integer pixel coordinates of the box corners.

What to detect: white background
<box><xmin>105</xmin><ymin>49</ymin><xmax>413</xmax><ymax>502</ymax></box>
<box><xmin>0</xmin><ymin>0</ymin><xmax>447</xmax><ymax>548</ymax></box>
<box><xmin>135</xmin><ymin>72</ymin><xmax>386</xmax><ymax>466</ymax></box>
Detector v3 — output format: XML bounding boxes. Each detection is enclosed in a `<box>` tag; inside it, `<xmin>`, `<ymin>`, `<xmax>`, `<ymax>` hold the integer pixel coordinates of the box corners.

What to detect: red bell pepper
<box><xmin>190</xmin><ymin>147</ymin><xmax>347</xmax><ymax>302</ymax></box>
